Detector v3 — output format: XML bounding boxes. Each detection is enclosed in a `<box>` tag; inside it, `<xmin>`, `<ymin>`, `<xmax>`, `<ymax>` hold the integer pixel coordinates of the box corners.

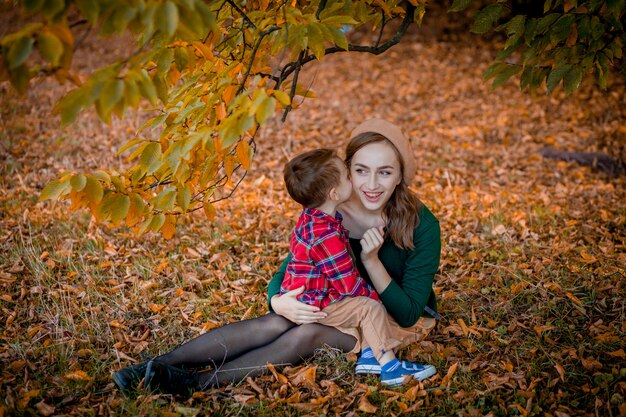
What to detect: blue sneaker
<box><xmin>380</xmin><ymin>359</ymin><xmax>437</xmax><ymax>387</ymax></box>
<box><xmin>355</xmin><ymin>348</ymin><xmax>381</xmax><ymax>375</ymax></box>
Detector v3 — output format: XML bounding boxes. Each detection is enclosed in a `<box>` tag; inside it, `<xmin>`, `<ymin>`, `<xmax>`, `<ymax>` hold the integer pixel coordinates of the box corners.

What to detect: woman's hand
<box><xmin>360</xmin><ymin>226</ymin><xmax>385</xmax><ymax>266</ymax></box>
<box><xmin>271</xmin><ymin>286</ymin><xmax>327</xmax><ymax>324</ymax></box>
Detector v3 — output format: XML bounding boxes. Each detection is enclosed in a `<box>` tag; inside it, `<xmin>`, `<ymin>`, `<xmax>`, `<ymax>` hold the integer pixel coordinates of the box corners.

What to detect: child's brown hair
<box><xmin>283</xmin><ymin>148</ymin><xmax>343</xmax><ymax>208</ymax></box>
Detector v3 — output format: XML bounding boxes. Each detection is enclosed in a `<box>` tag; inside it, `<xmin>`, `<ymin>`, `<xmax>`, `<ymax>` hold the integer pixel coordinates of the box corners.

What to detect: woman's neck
<box><xmin>338</xmin><ymin>197</ymin><xmax>386</xmax><ymax>238</ymax></box>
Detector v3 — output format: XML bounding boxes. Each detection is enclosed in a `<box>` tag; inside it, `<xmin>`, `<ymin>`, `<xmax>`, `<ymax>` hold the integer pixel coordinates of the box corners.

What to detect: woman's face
<box><xmin>349</xmin><ymin>141</ymin><xmax>402</xmax><ymax>212</ymax></box>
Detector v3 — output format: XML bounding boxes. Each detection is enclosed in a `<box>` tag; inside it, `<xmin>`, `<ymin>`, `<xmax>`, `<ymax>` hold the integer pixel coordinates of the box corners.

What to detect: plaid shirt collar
<box><xmin>302</xmin><ymin>207</ymin><xmax>343</xmax><ymax>227</ymax></box>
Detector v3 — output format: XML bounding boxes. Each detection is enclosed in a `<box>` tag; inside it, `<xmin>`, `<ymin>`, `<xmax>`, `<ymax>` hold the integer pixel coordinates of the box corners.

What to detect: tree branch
<box><xmin>276</xmin><ymin>4</ymin><xmax>416</xmax><ymax>89</ymax></box>
<box><xmin>237</xmin><ymin>26</ymin><xmax>280</xmax><ymax>95</ymax></box>
<box><xmin>225</xmin><ymin>0</ymin><xmax>257</xmax><ymax>30</ymax></box>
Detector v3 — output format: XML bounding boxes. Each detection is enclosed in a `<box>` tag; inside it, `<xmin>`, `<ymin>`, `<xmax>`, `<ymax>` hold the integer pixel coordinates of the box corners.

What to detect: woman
<box><xmin>113</xmin><ymin>119</ymin><xmax>441</xmax><ymax>395</ymax></box>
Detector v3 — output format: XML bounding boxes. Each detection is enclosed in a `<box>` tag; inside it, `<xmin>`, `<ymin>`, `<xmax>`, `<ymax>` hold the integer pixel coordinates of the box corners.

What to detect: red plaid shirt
<box><xmin>280</xmin><ymin>208</ymin><xmax>379</xmax><ymax>309</ymax></box>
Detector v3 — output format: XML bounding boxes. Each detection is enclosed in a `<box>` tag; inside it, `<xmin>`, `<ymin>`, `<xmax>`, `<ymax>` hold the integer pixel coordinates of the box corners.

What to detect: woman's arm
<box><xmin>378</xmin><ymin>217</ymin><xmax>441</xmax><ymax>327</ymax></box>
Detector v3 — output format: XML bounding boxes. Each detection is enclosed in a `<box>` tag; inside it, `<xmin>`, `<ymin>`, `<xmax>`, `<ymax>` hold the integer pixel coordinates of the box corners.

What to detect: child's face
<box><xmin>334</xmin><ymin>159</ymin><xmax>353</xmax><ymax>204</ymax></box>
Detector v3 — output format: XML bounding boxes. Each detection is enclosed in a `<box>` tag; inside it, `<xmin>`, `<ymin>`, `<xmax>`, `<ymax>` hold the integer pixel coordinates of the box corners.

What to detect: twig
<box><xmin>225</xmin><ymin>0</ymin><xmax>257</xmax><ymax>30</ymax></box>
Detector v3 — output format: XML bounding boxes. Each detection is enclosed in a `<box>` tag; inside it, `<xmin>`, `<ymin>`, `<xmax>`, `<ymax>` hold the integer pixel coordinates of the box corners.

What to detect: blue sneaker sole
<box><xmin>380</xmin><ymin>365</ymin><xmax>437</xmax><ymax>387</ymax></box>
<box><xmin>355</xmin><ymin>364</ymin><xmax>382</xmax><ymax>374</ymax></box>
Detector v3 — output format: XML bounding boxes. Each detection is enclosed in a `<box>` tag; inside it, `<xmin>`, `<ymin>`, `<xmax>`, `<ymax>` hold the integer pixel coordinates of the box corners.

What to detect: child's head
<box><xmin>283</xmin><ymin>148</ymin><xmax>351</xmax><ymax>209</ymax></box>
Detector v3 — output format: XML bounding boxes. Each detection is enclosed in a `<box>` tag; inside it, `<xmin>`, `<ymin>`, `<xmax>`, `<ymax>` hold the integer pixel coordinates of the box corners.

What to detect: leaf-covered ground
<box><xmin>1</xmin><ymin>7</ymin><xmax>625</xmax><ymax>417</ymax></box>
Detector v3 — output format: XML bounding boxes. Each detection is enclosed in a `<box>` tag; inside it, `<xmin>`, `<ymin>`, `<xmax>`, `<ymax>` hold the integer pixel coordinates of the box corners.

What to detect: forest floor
<box><xmin>1</xmin><ymin>5</ymin><xmax>625</xmax><ymax>417</ymax></box>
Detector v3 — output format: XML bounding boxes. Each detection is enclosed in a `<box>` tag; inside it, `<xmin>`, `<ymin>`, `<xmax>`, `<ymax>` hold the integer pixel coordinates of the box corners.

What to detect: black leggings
<box><xmin>155</xmin><ymin>313</ymin><xmax>357</xmax><ymax>388</ymax></box>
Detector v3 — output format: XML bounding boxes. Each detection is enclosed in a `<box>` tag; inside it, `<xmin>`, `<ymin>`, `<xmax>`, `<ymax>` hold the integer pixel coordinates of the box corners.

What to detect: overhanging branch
<box><xmin>275</xmin><ymin>4</ymin><xmax>416</xmax><ymax>91</ymax></box>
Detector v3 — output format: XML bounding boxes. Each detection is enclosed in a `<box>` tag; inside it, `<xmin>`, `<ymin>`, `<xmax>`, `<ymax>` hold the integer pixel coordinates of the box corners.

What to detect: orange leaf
<box><xmin>203</xmin><ymin>202</ymin><xmax>216</xmax><ymax>221</ymax></box>
<box><xmin>608</xmin><ymin>349</ymin><xmax>626</xmax><ymax>358</ymax></box>
<box><xmin>216</xmin><ymin>102</ymin><xmax>227</xmax><ymax>121</ymax></box>
<box><xmin>565</xmin><ymin>292</ymin><xmax>583</xmax><ymax>306</ymax></box>
<box><xmin>18</xmin><ymin>389</ymin><xmax>40</xmax><ymax>409</ymax></box>
<box><xmin>284</xmin><ymin>391</ymin><xmax>301</xmax><ymax>403</ymax></box>
<box><xmin>148</xmin><ymin>303</ymin><xmax>165</xmax><ymax>313</ymax></box>
<box><xmin>580</xmin><ymin>251</ymin><xmax>597</xmax><ymax>263</ymax></box>
<box><xmin>64</xmin><ymin>370</ymin><xmax>91</xmax><ymax>381</ymax></box>
<box><xmin>554</xmin><ymin>363</ymin><xmax>565</xmax><ymax>382</ymax></box>
<box><xmin>440</xmin><ymin>362</ymin><xmax>458</xmax><ymax>387</ymax></box>
<box><xmin>358</xmin><ymin>395</ymin><xmax>378</xmax><ymax>414</ymax></box>
<box><xmin>161</xmin><ymin>215</ymin><xmax>176</xmax><ymax>239</ymax></box>
<box><xmin>235</xmin><ymin>140</ymin><xmax>252</xmax><ymax>170</ymax></box>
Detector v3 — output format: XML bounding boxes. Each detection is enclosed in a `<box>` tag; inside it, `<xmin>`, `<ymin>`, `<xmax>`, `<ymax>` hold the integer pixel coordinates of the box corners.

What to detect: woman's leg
<box><xmin>156</xmin><ymin>313</ymin><xmax>297</xmax><ymax>368</ymax></box>
<box><xmin>196</xmin><ymin>323</ymin><xmax>357</xmax><ymax>388</ymax></box>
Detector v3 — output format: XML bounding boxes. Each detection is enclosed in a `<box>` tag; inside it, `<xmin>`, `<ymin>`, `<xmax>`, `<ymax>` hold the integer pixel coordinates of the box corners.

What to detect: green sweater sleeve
<box><xmin>267</xmin><ymin>255</ymin><xmax>290</xmax><ymax>312</ymax></box>
<box><xmin>378</xmin><ymin>210</ymin><xmax>441</xmax><ymax>327</ymax></box>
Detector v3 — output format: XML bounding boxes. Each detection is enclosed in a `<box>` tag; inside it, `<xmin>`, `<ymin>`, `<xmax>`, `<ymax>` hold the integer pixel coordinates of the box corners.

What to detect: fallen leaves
<box><xmin>0</xmin><ymin>4</ymin><xmax>624</xmax><ymax>417</ymax></box>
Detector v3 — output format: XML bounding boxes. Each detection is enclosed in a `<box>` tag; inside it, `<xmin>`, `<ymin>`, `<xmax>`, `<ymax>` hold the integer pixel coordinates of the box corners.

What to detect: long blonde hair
<box><xmin>346</xmin><ymin>132</ymin><xmax>421</xmax><ymax>249</ymax></box>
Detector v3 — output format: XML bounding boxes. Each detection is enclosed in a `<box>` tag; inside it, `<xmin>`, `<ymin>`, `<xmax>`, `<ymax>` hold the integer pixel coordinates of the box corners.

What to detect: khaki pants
<box><xmin>319</xmin><ymin>297</ymin><xmax>436</xmax><ymax>361</ymax></box>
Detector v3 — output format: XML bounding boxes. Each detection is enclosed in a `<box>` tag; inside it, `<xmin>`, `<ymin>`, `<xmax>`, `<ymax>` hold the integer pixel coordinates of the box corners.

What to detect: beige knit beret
<box><xmin>349</xmin><ymin>119</ymin><xmax>417</xmax><ymax>184</ymax></box>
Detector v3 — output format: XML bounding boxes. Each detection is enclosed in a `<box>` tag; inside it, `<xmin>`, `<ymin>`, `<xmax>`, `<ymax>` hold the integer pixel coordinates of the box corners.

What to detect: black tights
<box><xmin>155</xmin><ymin>313</ymin><xmax>357</xmax><ymax>388</ymax></box>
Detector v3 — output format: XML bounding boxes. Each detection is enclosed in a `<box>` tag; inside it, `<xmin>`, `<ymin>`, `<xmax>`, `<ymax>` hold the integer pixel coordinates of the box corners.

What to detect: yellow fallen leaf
<box><xmin>18</xmin><ymin>389</ymin><xmax>40</xmax><ymax>409</ymax></box>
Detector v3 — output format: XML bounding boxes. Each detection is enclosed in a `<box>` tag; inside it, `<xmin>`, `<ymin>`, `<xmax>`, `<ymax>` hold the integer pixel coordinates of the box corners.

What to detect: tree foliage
<box><xmin>1</xmin><ymin>0</ymin><xmax>624</xmax><ymax>237</ymax></box>
<box><xmin>455</xmin><ymin>0</ymin><xmax>625</xmax><ymax>93</ymax></box>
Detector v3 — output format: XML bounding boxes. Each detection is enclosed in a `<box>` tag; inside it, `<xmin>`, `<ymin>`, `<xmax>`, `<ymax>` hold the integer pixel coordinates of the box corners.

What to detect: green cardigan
<box><xmin>267</xmin><ymin>204</ymin><xmax>441</xmax><ymax>328</ymax></box>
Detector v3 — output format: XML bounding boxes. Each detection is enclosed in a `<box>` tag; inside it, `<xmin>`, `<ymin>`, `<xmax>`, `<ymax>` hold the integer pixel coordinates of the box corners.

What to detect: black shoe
<box><xmin>113</xmin><ymin>360</ymin><xmax>150</xmax><ymax>395</ymax></box>
<box><xmin>144</xmin><ymin>360</ymin><xmax>199</xmax><ymax>396</ymax></box>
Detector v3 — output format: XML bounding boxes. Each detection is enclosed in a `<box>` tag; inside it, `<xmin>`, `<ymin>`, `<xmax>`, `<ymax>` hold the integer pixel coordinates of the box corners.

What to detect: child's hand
<box><xmin>360</xmin><ymin>226</ymin><xmax>384</xmax><ymax>265</ymax></box>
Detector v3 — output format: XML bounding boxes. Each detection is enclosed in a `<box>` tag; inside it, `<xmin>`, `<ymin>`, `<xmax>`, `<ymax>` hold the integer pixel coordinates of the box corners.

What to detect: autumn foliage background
<box><xmin>1</xmin><ymin>3</ymin><xmax>625</xmax><ymax>416</ymax></box>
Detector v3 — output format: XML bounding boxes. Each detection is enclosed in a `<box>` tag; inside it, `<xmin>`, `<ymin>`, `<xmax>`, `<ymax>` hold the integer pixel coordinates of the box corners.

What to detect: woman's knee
<box><xmin>255</xmin><ymin>313</ymin><xmax>296</xmax><ymax>333</ymax></box>
<box><xmin>288</xmin><ymin>324</ymin><xmax>356</xmax><ymax>352</ymax></box>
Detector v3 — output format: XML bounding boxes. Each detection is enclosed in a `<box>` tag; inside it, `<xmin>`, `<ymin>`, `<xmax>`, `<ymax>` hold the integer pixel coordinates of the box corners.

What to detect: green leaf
<box><xmin>177</xmin><ymin>185</ymin><xmax>192</xmax><ymax>212</ymax></box>
<box><xmin>307</xmin><ymin>23</ymin><xmax>326</xmax><ymax>59</ymax></box>
<box><xmin>272</xmin><ymin>90</ymin><xmax>291</xmax><ymax>107</ymax></box>
<box><xmin>84</xmin><ymin>177</ymin><xmax>103</xmax><ymax>203</ymax></box>
<box><xmin>563</xmin><ymin>66</ymin><xmax>583</xmax><ymax>94</ymax></box>
<box><xmin>149</xmin><ymin>213</ymin><xmax>166</xmax><ymax>232</ymax></box>
<box><xmin>543</xmin><ymin>0</ymin><xmax>554</xmax><ymax>13</ymax></box>
<box><xmin>37</xmin><ymin>32</ymin><xmax>64</xmax><ymax>65</ymax></box>
<box><xmin>117</xmin><ymin>138</ymin><xmax>145</xmax><ymax>156</ymax></box>
<box><xmin>327</xmin><ymin>26</ymin><xmax>349</xmax><ymax>50</ymax></box>
<box><xmin>40</xmin><ymin>0</ymin><xmax>65</xmax><ymax>20</ymax></box>
<box><xmin>8</xmin><ymin>36</ymin><xmax>34</xmax><ymax>69</ymax></box>
<box><xmin>504</xmin><ymin>15</ymin><xmax>526</xmax><ymax>50</ymax></box>
<box><xmin>546</xmin><ymin>64</ymin><xmax>572</xmax><ymax>93</ymax></box>
<box><xmin>536</xmin><ymin>13</ymin><xmax>560</xmax><ymax>35</ymax></box>
<box><xmin>140</xmin><ymin>142</ymin><xmax>161</xmax><ymax>172</ymax></box>
<box><xmin>137</xmin><ymin>69</ymin><xmax>158</xmax><ymax>105</ymax></box>
<box><xmin>157</xmin><ymin>1</ymin><xmax>179</xmax><ymax>37</ymax></box>
<box><xmin>471</xmin><ymin>4</ymin><xmax>505</xmax><ymax>34</ymax></box>
<box><xmin>550</xmin><ymin>14</ymin><xmax>575</xmax><ymax>43</ymax></box>
<box><xmin>23</xmin><ymin>0</ymin><xmax>45</xmax><ymax>13</ymax></box>
<box><xmin>255</xmin><ymin>96</ymin><xmax>275</xmax><ymax>124</ymax></box>
<box><xmin>109</xmin><ymin>194</ymin><xmax>130</xmax><ymax>224</ymax></box>
<box><xmin>449</xmin><ymin>0</ymin><xmax>472</xmax><ymax>12</ymax></box>
<box><xmin>482</xmin><ymin>62</ymin><xmax>506</xmax><ymax>81</ymax></box>
<box><xmin>490</xmin><ymin>65</ymin><xmax>521</xmax><ymax>89</ymax></box>
<box><xmin>75</xmin><ymin>0</ymin><xmax>99</xmax><ymax>24</ymax></box>
<box><xmin>99</xmin><ymin>78</ymin><xmax>124</xmax><ymax>115</ymax></box>
<box><xmin>70</xmin><ymin>174</ymin><xmax>87</xmax><ymax>191</ymax></box>
<box><xmin>321</xmin><ymin>15</ymin><xmax>358</xmax><ymax>27</ymax></box>
<box><xmin>40</xmin><ymin>179</ymin><xmax>69</xmax><ymax>201</ymax></box>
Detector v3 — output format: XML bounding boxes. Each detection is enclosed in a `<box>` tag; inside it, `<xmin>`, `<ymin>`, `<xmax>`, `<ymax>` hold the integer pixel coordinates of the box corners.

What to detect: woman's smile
<box><xmin>362</xmin><ymin>191</ymin><xmax>384</xmax><ymax>202</ymax></box>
